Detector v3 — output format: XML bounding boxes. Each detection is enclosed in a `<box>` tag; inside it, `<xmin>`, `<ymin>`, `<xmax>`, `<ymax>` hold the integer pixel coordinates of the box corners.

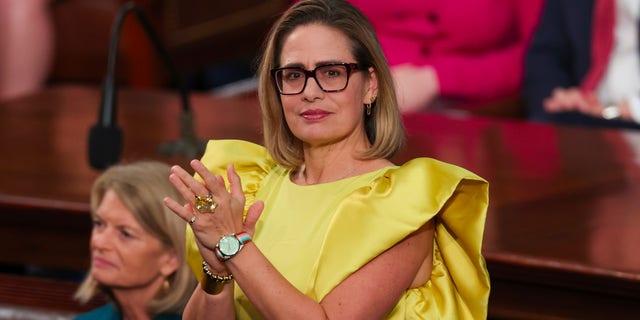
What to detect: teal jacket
<box><xmin>74</xmin><ymin>304</ymin><xmax>181</xmax><ymax>320</ymax></box>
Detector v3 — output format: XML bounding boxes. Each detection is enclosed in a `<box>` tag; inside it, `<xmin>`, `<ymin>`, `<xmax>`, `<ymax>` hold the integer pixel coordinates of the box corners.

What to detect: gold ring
<box><xmin>189</xmin><ymin>216</ymin><xmax>196</xmax><ymax>225</ymax></box>
<box><xmin>195</xmin><ymin>193</ymin><xmax>217</xmax><ymax>213</ymax></box>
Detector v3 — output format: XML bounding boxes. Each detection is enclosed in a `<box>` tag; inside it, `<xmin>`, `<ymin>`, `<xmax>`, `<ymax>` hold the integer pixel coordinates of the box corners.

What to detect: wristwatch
<box><xmin>215</xmin><ymin>232</ymin><xmax>251</xmax><ymax>261</ymax></box>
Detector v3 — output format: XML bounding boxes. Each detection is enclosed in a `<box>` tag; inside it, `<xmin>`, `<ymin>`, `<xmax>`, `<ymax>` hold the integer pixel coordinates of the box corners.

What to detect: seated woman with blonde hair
<box><xmin>74</xmin><ymin>161</ymin><xmax>197</xmax><ymax>320</ymax></box>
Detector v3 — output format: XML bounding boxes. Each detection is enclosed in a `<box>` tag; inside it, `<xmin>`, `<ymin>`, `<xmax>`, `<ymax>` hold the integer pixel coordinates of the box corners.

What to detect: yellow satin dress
<box><xmin>186</xmin><ymin>140</ymin><xmax>490</xmax><ymax>319</ymax></box>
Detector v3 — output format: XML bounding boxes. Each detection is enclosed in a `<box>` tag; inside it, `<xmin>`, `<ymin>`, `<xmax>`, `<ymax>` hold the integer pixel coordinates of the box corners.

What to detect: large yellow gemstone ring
<box><xmin>195</xmin><ymin>193</ymin><xmax>218</xmax><ymax>213</ymax></box>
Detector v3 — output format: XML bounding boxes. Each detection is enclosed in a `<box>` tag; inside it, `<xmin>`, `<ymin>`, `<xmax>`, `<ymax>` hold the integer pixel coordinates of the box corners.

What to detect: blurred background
<box><xmin>0</xmin><ymin>0</ymin><xmax>290</xmax><ymax>103</ymax></box>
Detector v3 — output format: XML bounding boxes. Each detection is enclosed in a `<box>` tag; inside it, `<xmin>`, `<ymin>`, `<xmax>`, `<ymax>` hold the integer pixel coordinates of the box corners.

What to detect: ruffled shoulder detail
<box><xmin>197</xmin><ymin>140</ymin><xmax>275</xmax><ymax>208</ymax></box>
<box><xmin>311</xmin><ymin>158</ymin><xmax>490</xmax><ymax>319</ymax></box>
<box><xmin>186</xmin><ymin>140</ymin><xmax>276</xmax><ymax>281</ymax></box>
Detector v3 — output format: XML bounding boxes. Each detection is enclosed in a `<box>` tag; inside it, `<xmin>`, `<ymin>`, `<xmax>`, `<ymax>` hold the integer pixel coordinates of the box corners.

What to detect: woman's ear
<box><xmin>159</xmin><ymin>248</ymin><xmax>180</xmax><ymax>277</ymax></box>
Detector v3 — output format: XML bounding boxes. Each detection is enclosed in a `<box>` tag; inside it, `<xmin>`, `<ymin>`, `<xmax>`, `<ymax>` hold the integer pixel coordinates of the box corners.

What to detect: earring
<box><xmin>366</xmin><ymin>96</ymin><xmax>376</xmax><ymax>116</ymax></box>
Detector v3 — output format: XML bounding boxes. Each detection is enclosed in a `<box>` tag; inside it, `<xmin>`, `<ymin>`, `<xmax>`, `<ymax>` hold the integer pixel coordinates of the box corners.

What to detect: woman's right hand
<box><xmin>163</xmin><ymin>162</ymin><xmax>264</xmax><ymax>269</ymax></box>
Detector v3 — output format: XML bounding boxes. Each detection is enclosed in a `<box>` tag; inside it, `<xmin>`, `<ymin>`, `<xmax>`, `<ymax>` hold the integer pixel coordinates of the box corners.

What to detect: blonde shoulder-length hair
<box><xmin>257</xmin><ymin>0</ymin><xmax>405</xmax><ymax>169</ymax></box>
<box><xmin>74</xmin><ymin>161</ymin><xmax>196</xmax><ymax>315</ymax></box>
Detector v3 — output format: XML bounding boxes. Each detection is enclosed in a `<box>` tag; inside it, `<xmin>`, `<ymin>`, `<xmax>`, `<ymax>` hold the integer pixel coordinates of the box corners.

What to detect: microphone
<box><xmin>88</xmin><ymin>2</ymin><xmax>205</xmax><ymax>170</ymax></box>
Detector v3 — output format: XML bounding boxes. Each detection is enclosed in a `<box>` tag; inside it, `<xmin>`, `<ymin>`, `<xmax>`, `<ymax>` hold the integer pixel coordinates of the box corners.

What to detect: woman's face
<box><xmin>90</xmin><ymin>189</ymin><xmax>178</xmax><ymax>291</ymax></box>
<box><xmin>278</xmin><ymin>23</ymin><xmax>378</xmax><ymax>148</ymax></box>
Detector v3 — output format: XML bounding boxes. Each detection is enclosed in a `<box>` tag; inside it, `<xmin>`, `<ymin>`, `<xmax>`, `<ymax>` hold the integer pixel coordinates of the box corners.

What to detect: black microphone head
<box><xmin>88</xmin><ymin>124</ymin><xmax>123</xmax><ymax>170</ymax></box>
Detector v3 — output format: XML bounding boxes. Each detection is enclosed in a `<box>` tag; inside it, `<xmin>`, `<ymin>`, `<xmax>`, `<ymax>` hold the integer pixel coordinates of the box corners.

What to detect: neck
<box><xmin>295</xmin><ymin>139</ymin><xmax>358</xmax><ymax>184</ymax></box>
<box><xmin>294</xmin><ymin>132</ymin><xmax>392</xmax><ymax>185</ymax></box>
<box><xmin>111</xmin><ymin>277</ymin><xmax>165</xmax><ymax>320</ymax></box>
<box><xmin>120</xmin><ymin>307</ymin><xmax>152</xmax><ymax>320</ymax></box>
<box><xmin>295</xmin><ymin>162</ymin><xmax>359</xmax><ymax>185</ymax></box>
<box><xmin>294</xmin><ymin>151</ymin><xmax>392</xmax><ymax>186</ymax></box>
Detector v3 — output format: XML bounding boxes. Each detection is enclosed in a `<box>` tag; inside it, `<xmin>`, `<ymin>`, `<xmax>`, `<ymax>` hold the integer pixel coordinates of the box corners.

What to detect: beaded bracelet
<box><xmin>201</xmin><ymin>261</ymin><xmax>233</xmax><ymax>295</ymax></box>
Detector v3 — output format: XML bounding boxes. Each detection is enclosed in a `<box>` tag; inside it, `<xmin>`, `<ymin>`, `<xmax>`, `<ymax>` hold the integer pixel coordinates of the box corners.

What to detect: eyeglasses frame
<box><xmin>270</xmin><ymin>62</ymin><xmax>361</xmax><ymax>95</ymax></box>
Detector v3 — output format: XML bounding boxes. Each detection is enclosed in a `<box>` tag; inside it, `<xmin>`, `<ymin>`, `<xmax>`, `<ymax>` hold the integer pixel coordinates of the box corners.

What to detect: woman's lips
<box><xmin>301</xmin><ymin>109</ymin><xmax>331</xmax><ymax>121</ymax></box>
<box><xmin>92</xmin><ymin>256</ymin><xmax>117</xmax><ymax>269</ymax></box>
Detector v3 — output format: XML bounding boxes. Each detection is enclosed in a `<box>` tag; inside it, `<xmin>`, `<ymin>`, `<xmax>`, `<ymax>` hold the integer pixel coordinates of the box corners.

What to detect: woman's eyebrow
<box><xmin>280</xmin><ymin>60</ymin><xmax>347</xmax><ymax>69</ymax></box>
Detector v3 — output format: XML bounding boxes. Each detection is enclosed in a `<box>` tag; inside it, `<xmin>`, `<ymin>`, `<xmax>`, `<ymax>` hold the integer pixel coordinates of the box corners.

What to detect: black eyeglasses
<box><xmin>271</xmin><ymin>63</ymin><xmax>360</xmax><ymax>95</ymax></box>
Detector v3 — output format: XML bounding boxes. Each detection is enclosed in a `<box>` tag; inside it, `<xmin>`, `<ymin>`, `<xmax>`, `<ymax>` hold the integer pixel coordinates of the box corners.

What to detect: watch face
<box><xmin>219</xmin><ymin>235</ymin><xmax>241</xmax><ymax>256</ymax></box>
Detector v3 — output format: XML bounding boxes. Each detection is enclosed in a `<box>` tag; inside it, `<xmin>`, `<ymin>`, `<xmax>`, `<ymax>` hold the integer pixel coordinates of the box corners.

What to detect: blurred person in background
<box><xmin>524</xmin><ymin>0</ymin><xmax>640</xmax><ymax>130</ymax></box>
<box><xmin>0</xmin><ymin>0</ymin><xmax>54</xmax><ymax>101</ymax></box>
<box><xmin>347</xmin><ymin>0</ymin><xmax>544</xmax><ymax>114</ymax></box>
<box><xmin>74</xmin><ymin>161</ymin><xmax>196</xmax><ymax>320</ymax></box>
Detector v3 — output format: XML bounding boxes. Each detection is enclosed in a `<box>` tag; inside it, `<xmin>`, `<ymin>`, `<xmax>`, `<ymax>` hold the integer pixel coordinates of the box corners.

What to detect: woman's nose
<box><xmin>301</xmin><ymin>75</ymin><xmax>324</xmax><ymax>98</ymax></box>
<box><xmin>91</xmin><ymin>228</ymin><xmax>112</xmax><ymax>250</ymax></box>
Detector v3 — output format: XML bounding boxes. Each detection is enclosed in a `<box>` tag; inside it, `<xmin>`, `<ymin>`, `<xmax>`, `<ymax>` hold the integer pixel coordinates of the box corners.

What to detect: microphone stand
<box><xmin>91</xmin><ymin>2</ymin><xmax>205</xmax><ymax>170</ymax></box>
<box><xmin>125</xmin><ymin>4</ymin><xmax>206</xmax><ymax>158</ymax></box>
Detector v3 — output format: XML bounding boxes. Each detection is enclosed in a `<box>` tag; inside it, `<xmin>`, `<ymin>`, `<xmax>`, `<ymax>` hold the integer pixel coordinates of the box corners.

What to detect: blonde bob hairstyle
<box><xmin>257</xmin><ymin>0</ymin><xmax>405</xmax><ymax>169</ymax></box>
<box><xmin>74</xmin><ymin>161</ymin><xmax>196</xmax><ymax>315</ymax></box>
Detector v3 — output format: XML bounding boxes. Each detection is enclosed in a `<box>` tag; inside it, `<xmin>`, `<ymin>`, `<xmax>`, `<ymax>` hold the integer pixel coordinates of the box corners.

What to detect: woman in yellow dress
<box><xmin>163</xmin><ymin>0</ymin><xmax>490</xmax><ymax>318</ymax></box>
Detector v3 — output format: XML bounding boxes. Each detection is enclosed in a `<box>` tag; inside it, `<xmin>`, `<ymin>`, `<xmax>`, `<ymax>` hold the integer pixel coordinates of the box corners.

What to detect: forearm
<box><xmin>225</xmin><ymin>243</ymin><xmax>329</xmax><ymax>320</ymax></box>
<box><xmin>183</xmin><ymin>281</ymin><xmax>236</xmax><ymax>320</ymax></box>
<box><xmin>223</xmin><ymin>228</ymin><xmax>431</xmax><ymax>320</ymax></box>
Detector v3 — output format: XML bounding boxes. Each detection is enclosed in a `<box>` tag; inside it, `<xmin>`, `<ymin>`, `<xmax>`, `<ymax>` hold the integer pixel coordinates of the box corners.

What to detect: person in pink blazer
<box><xmin>347</xmin><ymin>0</ymin><xmax>544</xmax><ymax>113</ymax></box>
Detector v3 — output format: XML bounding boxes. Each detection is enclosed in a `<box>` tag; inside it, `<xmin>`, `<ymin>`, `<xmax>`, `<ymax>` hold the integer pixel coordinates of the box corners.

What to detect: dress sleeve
<box><xmin>185</xmin><ymin>139</ymin><xmax>276</xmax><ymax>282</ymax></box>
<box><xmin>313</xmin><ymin>158</ymin><xmax>490</xmax><ymax>319</ymax></box>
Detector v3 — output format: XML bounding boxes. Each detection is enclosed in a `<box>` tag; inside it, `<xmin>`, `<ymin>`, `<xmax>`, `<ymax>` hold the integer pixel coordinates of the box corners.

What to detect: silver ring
<box><xmin>189</xmin><ymin>216</ymin><xmax>196</xmax><ymax>225</ymax></box>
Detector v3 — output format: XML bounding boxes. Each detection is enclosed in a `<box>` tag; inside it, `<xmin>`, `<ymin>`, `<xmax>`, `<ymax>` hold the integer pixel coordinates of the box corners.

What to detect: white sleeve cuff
<box><xmin>628</xmin><ymin>96</ymin><xmax>640</xmax><ymax>123</ymax></box>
